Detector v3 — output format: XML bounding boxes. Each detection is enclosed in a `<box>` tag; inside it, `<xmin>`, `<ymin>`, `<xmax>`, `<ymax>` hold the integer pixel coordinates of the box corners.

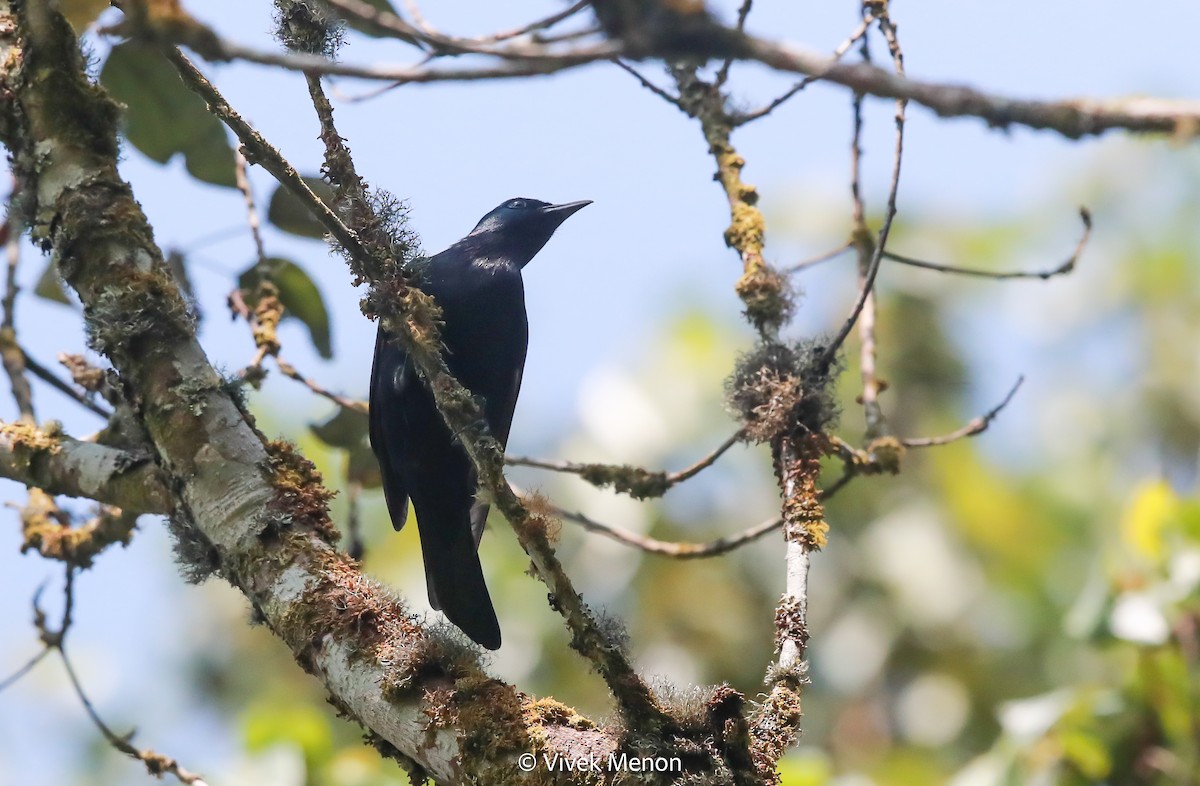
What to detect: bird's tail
<box><xmin>419</xmin><ymin>525</ymin><xmax>501</xmax><ymax>650</ymax></box>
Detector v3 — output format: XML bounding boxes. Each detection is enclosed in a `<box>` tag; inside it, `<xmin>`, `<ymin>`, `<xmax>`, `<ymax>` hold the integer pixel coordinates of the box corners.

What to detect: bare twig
<box><xmin>234</xmin><ymin>150</ymin><xmax>267</xmax><ymax>267</ymax></box>
<box><xmin>471</xmin><ymin>0</ymin><xmax>591</xmax><ymax>43</ymax></box>
<box><xmin>783</xmin><ymin>242</ymin><xmax>854</xmax><ymax>274</ymax></box>
<box><xmin>11</xmin><ymin>565</ymin><xmax>209</xmax><ymax>783</ymax></box>
<box><xmin>59</xmin><ymin>651</ymin><xmax>209</xmax><ymax>784</ymax></box>
<box><xmin>203</xmin><ymin>31</ymin><xmax>619</xmax><ymax>83</ymax></box>
<box><xmin>883</xmin><ymin>208</ymin><xmax>1092</xmax><ymax>279</ymax></box>
<box><xmin>276</xmin><ymin>358</ymin><xmax>368</xmax><ymax>415</ymax></box>
<box><xmin>54</xmin><ymin>576</ymin><xmax>206</xmax><ymax>786</ymax></box>
<box><xmin>169</xmin><ymin>52</ymin><xmax>372</xmax><ymax>260</ymax></box>
<box><xmin>0</xmin><ymin>646</ymin><xmax>49</xmax><ymax>692</ymax></box>
<box><xmin>560</xmin><ymin>507</ymin><xmax>781</xmax><ymax>558</ymax></box>
<box><xmin>613</xmin><ymin>58</ymin><xmax>684</xmax><ymax>108</ymax></box>
<box><xmin>901</xmin><ymin>376</ymin><xmax>1025</xmax><ymax>448</ymax></box>
<box><xmin>818</xmin><ymin>13</ymin><xmax>907</xmax><ymax>370</ymax></box>
<box><xmin>848</xmin><ymin>28</ymin><xmax>886</xmax><ymax>439</ymax></box>
<box><xmin>547</xmin><ymin>470</ymin><xmax>852</xmax><ymax>559</ymax></box>
<box><xmin>121</xmin><ymin>4</ymin><xmax>1200</xmax><ymax>138</ymax></box>
<box><xmin>1</xmin><ymin>180</ymin><xmax>34</xmax><ymax>422</ymax></box>
<box><xmin>714</xmin><ymin>0</ymin><xmax>752</xmax><ymax>87</ymax></box>
<box><xmin>733</xmin><ymin>13</ymin><xmax>873</xmax><ymax>126</ymax></box>
<box><xmin>21</xmin><ymin>351</ymin><xmax>112</xmax><ymax>418</ymax></box>
<box><xmin>507</xmin><ymin>428</ymin><xmax>744</xmax><ymax>499</ymax></box>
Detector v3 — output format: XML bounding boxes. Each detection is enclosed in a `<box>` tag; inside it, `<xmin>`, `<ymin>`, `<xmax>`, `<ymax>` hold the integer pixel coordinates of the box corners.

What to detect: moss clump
<box><xmin>166</xmin><ymin>510</ymin><xmax>221</xmax><ymax>583</ymax></box>
<box><xmin>262</xmin><ymin>439</ymin><xmax>338</xmax><ymax>544</ymax></box>
<box><xmin>749</xmin><ymin>682</ymin><xmax>804</xmax><ymax>786</ymax></box>
<box><xmin>723</xmin><ymin>199</ymin><xmax>763</xmax><ymax>253</ymax></box>
<box><xmin>578</xmin><ymin>464</ymin><xmax>671</xmax><ymax>500</ymax></box>
<box><xmin>735</xmin><ymin>266</ymin><xmax>793</xmax><ymax>335</ymax></box>
<box><xmin>772</xmin><ymin>596</ymin><xmax>807</xmax><ymax>654</ymax></box>
<box><xmin>0</xmin><ymin>421</ymin><xmax>63</xmax><ymax>465</ymax></box>
<box><xmin>454</xmin><ymin>675</ymin><xmax>530</xmax><ymax>770</ymax></box>
<box><xmin>380</xmin><ymin>621</ymin><xmax>482</xmax><ymax>700</ymax></box>
<box><xmin>865</xmin><ymin>435</ymin><xmax>905</xmax><ymax>474</ymax></box>
<box><xmin>515</xmin><ymin>491</ymin><xmax>562</xmax><ymax>545</ymax></box>
<box><xmin>272</xmin><ymin>540</ymin><xmax>424</xmax><ymax>674</ymax></box>
<box><xmin>725</xmin><ymin>340</ymin><xmax>838</xmax><ymax>444</ymax></box>
<box><xmin>84</xmin><ymin>269</ymin><xmax>197</xmax><ymax>358</ymax></box>
<box><xmin>524</xmin><ymin>697</ymin><xmax>597</xmax><ymax>732</ymax></box>
<box><xmin>273</xmin><ymin>1</ymin><xmax>344</xmax><ymax>57</ymax></box>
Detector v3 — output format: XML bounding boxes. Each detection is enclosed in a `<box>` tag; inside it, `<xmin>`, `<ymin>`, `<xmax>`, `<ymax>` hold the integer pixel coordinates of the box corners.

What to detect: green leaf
<box><xmin>266</xmin><ymin>176</ymin><xmax>339</xmax><ymax>239</ymax></box>
<box><xmin>310</xmin><ymin>405</ymin><xmax>368</xmax><ymax>450</ymax></box>
<box><xmin>311</xmin><ymin>407</ymin><xmax>381</xmax><ymax>489</ymax></box>
<box><xmin>343</xmin><ymin>0</ymin><xmax>407</xmax><ymax>38</ymax></box>
<box><xmin>100</xmin><ymin>43</ymin><xmax>236</xmax><ymax>189</ymax></box>
<box><xmin>239</xmin><ymin>257</ymin><xmax>332</xmax><ymax>358</ymax></box>
<box><xmin>34</xmin><ymin>261</ymin><xmax>73</xmax><ymax>306</ymax></box>
<box><xmin>347</xmin><ymin>443</ymin><xmax>382</xmax><ymax>489</ymax></box>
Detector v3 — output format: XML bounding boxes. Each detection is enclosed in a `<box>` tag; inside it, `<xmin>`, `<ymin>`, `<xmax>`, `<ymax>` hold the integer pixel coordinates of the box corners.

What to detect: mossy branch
<box><xmin>0</xmin><ymin>421</ymin><xmax>172</xmax><ymax>513</ymax></box>
<box><xmin>0</xmin><ymin>5</ymin><xmax>620</xmax><ymax>781</ymax></box>
<box><xmin>168</xmin><ymin>40</ymin><xmax>669</xmax><ymax>730</ymax></box>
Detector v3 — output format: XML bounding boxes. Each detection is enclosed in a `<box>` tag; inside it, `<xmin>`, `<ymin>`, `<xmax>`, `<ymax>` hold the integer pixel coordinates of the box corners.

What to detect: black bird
<box><xmin>369</xmin><ymin>198</ymin><xmax>590</xmax><ymax>649</ymax></box>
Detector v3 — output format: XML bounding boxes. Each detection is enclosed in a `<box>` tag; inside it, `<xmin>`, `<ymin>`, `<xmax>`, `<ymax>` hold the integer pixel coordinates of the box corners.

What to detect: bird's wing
<box><xmin>368</xmin><ymin>327</ymin><xmax>410</xmax><ymax>532</ymax></box>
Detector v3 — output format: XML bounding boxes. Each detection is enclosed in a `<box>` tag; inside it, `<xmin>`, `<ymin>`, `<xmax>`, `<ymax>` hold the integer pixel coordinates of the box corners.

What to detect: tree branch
<box><xmin>110</xmin><ymin>1</ymin><xmax>1200</xmax><ymax>138</ymax></box>
<box><xmin>0</xmin><ymin>422</ymin><xmax>171</xmax><ymax>513</ymax></box>
<box><xmin>507</xmin><ymin>428</ymin><xmax>743</xmax><ymax>500</ymax></box>
<box><xmin>547</xmin><ymin>471</ymin><xmax>853</xmax><ymax>559</ymax></box>
<box><xmin>901</xmin><ymin>376</ymin><xmax>1025</xmax><ymax>448</ymax></box>
<box><xmin>883</xmin><ymin>208</ymin><xmax>1092</xmax><ymax>280</ymax></box>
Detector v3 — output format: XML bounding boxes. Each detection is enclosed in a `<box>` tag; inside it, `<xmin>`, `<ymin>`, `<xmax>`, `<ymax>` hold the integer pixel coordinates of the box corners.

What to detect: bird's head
<box><xmin>468</xmin><ymin>198</ymin><xmax>591</xmax><ymax>267</ymax></box>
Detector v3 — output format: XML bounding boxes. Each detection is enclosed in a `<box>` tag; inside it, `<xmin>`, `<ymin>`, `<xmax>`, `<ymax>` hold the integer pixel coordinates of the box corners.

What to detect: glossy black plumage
<box><xmin>369</xmin><ymin>198</ymin><xmax>590</xmax><ymax>649</ymax></box>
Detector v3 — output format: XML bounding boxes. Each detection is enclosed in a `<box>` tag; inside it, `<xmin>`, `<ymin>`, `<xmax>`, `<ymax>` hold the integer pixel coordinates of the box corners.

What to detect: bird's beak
<box><xmin>542</xmin><ymin>200</ymin><xmax>592</xmax><ymax>219</ymax></box>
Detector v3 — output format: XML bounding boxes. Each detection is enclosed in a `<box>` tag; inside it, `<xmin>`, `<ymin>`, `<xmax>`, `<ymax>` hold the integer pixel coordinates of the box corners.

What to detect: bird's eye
<box><xmin>507</xmin><ymin>199</ymin><xmax>527</xmax><ymax>210</ymax></box>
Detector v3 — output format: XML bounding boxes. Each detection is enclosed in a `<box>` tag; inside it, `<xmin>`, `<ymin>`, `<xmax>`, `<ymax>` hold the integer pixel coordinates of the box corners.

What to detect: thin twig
<box><xmin>1</xmin><ymin>180</ymin><xmax>34</xmax><ymax>422</ymax></box>
<box><xmin>472</xmin><ymin>0</ymin><xmax>590</xmax><ymax>43</ymax></box>
<box><xmin>0</xmin><ymin>647</ymin><xmax>49</xmax><ymax>692</ymax></box>
<box><xmin>848</xmin><ymin>29</ymin><xmax>886</xmax><ymax>440</ymax></box>
<box><xmin>234</xmin><ymin>150</ymin><xmax>268</xmax><ymax>267</ymax></box>
<box><xmin>783</xmin><ymin>242</ymin><xmax>854</xmax><ymax>274</ymax></box>
<box><xmin>901</xmin><ymin>375</ymin><xmax>1025</xmax><ymax>448</ymax></box>
<box><xmin>208</xmin><ymin>28</ymin><xmax>619</xmax><ymax>82</ymax></box>
<box><xmin>670</xmin><ymin>429</ymin><xmax>745</xmax><ymax>484</ymax></box>
<box><xmin>24</xmin><ymin>567</ymin><xmax>209</xmax><ymax>784</ymax></box>
<box><xmin>168</xmin><ymin>51</ymin><xmax>372</xmax><ymax>261</ymax></box>
<box><xmin>883</xmin><ymin>208</ymin><xmax>1092</xmax><ymax>279</ymax></box>
<box><xmin>714</xmin><ymin>0</ymin><xmax>752</xmax><ymax>87</ymax></box>
<box><xmin>507</xmin><ymin>428</ymin><xmax>743</xmax><ymax>498</ymax></box>
<box><xmin>22</xmin><ymin>351</ymin><xmax>112</xmax><ymax>418</ymax></box>
<box><xmin>60</xmin><ymin>645</ymin><xmax>208</xmax><ymax>784</ymax></box>
<box><xmin>276</xmin><ymin>358</ymin><xmax>368</xmax><ymax>414</ymax></box>
<box><xmin>560</xmin><ymin>507</ymin><xmax>781</xmax><ymax>558</ymax></box>
<box><xmin>613</xmin><ymin>58</ymin><xmax>684</xmax><ymax>108</ymax></box>
<box><xmin>733</xmin><ymin>14</ymin><xmax>874</xmax><ymax>126</ymax></box>
<box><xmin>130</xmin><ymin>8</ymin><xmax>1200</xmax><ymax>138</ymax></box>
<box><xmin>547</xmin><ymin>470</ymin><xmax>852</xmax><ymax>559</ymax></box>
<box><xmin>818</xmin><ymin>13</ymin><xmax>907</xmax><ymax>370</ymax></box>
